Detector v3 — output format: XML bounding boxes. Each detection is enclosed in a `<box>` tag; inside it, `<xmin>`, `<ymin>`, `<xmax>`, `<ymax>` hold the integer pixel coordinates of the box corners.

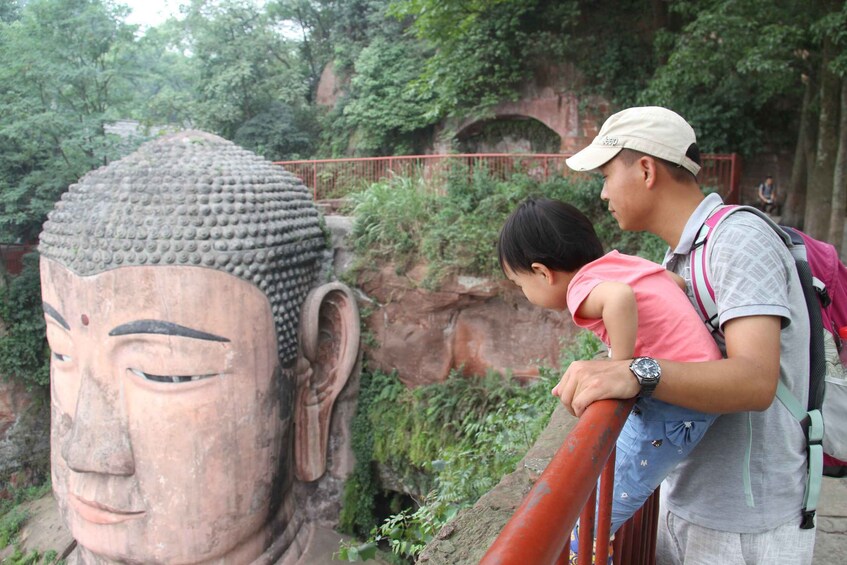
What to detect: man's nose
<box><xmin>61</xmin><ymin>369</ymin><xmax>135</xmax><ymax>476</ymax></box>
<box><xmin>600</xmin><ymin>183</ymin><xmax>609</xmax><ymax>200</ymax></box>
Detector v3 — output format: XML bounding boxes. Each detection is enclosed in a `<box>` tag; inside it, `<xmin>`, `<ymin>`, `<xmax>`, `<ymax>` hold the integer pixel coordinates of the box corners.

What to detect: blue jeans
<box><xmin>611</xmin><ymin>398</ymin><xmax>716</xmax><ymax>533</ymax></box>
<box><xmin>571</xmin><ymin>400</ymin><xmax>716</xmax><ymax>561</ymax></box>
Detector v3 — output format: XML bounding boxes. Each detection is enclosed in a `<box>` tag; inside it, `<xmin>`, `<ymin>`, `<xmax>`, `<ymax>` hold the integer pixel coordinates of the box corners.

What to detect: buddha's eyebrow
<box><xmin>43</xmin><ymin>302</ymin><xmax>70</xmax><ymax>330</ymax></box>
<box><xmin>108</xmin><ymin>320</ymin><xmax>230</xmax><ymax>342</ymax></box>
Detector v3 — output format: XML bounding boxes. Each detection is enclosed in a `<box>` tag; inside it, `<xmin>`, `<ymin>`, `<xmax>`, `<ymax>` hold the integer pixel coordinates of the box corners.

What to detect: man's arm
<box><xmin>554</xmin><ymin>314</ymin><xmax>781</xmax><ymax>417</ymax></box>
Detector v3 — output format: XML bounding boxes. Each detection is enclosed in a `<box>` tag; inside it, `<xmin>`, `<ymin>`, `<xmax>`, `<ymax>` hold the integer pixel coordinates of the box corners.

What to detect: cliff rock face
<box><xmin>0</xmin><ymin>379</ymin><xmax>49</xmax><ymax>482</ymax></box>
<box><xmin>357</xmin><ymin>265</ymin><xmax>577</xmax><ymax>387</ymax></box>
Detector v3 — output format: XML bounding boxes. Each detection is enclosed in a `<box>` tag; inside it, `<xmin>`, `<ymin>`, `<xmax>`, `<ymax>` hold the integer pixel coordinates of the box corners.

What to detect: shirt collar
<box><xmin>663</xmin><ymin>192</ymin><xmax>725</xmax><ymax>267</ymax></box>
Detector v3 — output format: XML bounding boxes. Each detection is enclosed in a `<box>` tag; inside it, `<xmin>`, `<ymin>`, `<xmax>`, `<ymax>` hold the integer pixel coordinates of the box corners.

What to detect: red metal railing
<box><xmin>275</xmin><ymin>153</ymin><xmax>740</xmax><ymax>204</ymax></box>
<box><xmin>480</xmin><ymin>398</ymin><xmax>659</xmax><ymax>565</ymax></box>
<box><xmin>0</xmin><ymin>243</ymin><xmax>36</xmax><ymax>276</ymax></box>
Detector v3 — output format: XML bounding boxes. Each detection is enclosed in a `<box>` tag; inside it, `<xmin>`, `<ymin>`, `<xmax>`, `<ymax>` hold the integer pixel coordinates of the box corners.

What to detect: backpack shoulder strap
<box><xmin>690</xmin><ymin>204</ymin><xmax>795</xmax><ymax>333</ymax></box>
<box><xmin>689</xmin><ymin>204</ymin><xmax>823</xmax><ymax>529</ymax></box>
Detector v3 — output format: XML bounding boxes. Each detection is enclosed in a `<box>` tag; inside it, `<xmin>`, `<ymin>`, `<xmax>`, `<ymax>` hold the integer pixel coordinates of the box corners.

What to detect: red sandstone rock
<box><xmin>358</xmin><ymin>266</ymin><xmax>578</xmax><ymax>387</ymax></box>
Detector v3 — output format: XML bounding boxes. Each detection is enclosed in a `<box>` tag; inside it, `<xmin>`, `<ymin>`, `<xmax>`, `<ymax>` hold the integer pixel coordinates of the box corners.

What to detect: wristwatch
<box><xmin>629</xmin><ymin>357</ymin><xmax>661</xmax><ymax>397</ymax></box>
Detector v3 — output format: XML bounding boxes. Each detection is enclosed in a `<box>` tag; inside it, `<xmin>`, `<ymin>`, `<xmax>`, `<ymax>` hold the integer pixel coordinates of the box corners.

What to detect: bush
<box><xmin>338</xmin><ymin>333</ymin><xmax>603</xmax><ymax>562</ymax></box>
<box><xmin>349</xmin><ymin>168</ymin><xmax>666</xmax><ymax>287</ymax></box>
<box><xmin>0</xmin><ymin>253</ymin><xmax>49</xmax><ymax>389</ymax></box>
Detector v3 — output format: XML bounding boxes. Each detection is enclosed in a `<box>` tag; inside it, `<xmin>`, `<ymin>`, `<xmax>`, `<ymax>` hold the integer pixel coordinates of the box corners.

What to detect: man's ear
<box><xmin>639</xmin><ymin>155</ymin><xmax>659</xmax><ymax>188</ymax></box>
<box><xmin>294</xmin><ymin>282</ymin><xmax>360</xmax><ymax>482</ymax></box>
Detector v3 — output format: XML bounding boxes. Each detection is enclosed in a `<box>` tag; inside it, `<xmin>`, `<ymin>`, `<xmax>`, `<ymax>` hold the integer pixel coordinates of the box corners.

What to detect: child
<box><xmin>497</xmin><ymin>197</ymin><xmax>723</xmax><ymax>560</ymax></box>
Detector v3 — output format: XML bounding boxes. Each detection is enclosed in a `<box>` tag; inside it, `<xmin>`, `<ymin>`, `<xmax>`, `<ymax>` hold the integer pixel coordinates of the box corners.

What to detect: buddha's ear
<box><xmin>293</xmin><ymin>282</ymin><xmax>360</xmax><ymax>482</ymax></box>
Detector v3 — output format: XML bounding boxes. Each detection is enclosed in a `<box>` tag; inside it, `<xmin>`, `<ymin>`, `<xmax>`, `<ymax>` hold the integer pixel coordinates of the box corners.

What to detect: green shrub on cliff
<box><xmin>338</xmin><ymin>332</ymin><xmax>603</xmax><ymax>561</ymax></box>
<box><xmin>0</xmin><ymin>253</ymin><xmax>49</xmax><ymax>389</ymax></box>
<box><xmin>348</xmin><ymin>168</ymin><xmax>665</xmax><ymax>287</ymax></box>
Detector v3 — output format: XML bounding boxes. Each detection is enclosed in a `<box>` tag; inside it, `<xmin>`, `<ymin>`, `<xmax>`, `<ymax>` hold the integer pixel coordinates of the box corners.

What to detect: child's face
<box><xmin>504</xmin><ymin>263</ymin><xmax>569</xmax><ymax>311</ymax></box>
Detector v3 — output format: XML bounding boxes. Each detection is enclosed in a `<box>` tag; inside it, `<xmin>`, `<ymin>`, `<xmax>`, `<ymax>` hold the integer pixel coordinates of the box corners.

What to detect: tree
<box><xmin>181</xmin><ymin>0</ymin><xmax>308</xmax><ymax>139</ymax></box>
<box><xmin>640</xmin><ymin>0</ymin><xmax>809</xmax><ymax>153</ymax></box>
<box><xmin>124</xmin><ymin>19</ymin><xmax>200</xmax><ymax>128</ymax></box>
<box><xmin>341</xmin><ymin>36</ymin><xmax>437</xmax><ymax>155</ymax></box>
<box><xmin>266</xmin><ymin>0</ymin><xmax>337</xmax><ymax>102</ymax></box>
<box><xmin>0</xmin><ymin>0</ymin><xmax>140</xmax><ymax>242</ymax></box>
<box><xmin>637</xmin><ymin>0</ymin><xmax>847</xmax><ymax>247</ymax></box>
<box><xmin>821</xmin><ymin>4</ymin><xmax>847</xmax><ymax>250</ymax></box>
<box><xmin>233</xmin><ymin>101</ymin><xmax>319</xmax><ymax>160</ymax></box>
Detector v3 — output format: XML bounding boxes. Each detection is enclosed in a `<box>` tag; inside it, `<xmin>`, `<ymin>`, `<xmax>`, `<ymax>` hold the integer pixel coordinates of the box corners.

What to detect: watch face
<box><xmin>633</xmin><ymin>357</ymin><xmax>660</xmax><ymax>380</ymax></box>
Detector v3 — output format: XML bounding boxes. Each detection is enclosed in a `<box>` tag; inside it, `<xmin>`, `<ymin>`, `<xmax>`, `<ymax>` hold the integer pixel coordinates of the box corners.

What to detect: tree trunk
<box><xmin>804</xmin><ymin>37</ymin><xmax>841</xmax><ymax>240</ymax></box>
<box><xmin>828</xmin><ymin>80</ymin><xmax>847</xmax><ymax>252</ymax></box>
<box><xmin>782</xmin><ymin>76</ymin><xmax>814</xmax><ymax>228</ymax></box>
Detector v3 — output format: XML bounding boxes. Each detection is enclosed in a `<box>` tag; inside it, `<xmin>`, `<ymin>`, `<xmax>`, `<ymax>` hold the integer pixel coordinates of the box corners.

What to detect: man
<box><xmin>39</xmin><ymin>131</ymin><xmax>360</xmax><ymax>564</ymax></box>
<box><xmin>561</xmin><ymin>107</ymin><xmax>814</xmax><ymax>564</ymax></box>
<box><xmin>757</xmin><ymin>175</ymin><xmax>779</xmax><ymax>214</ymax></box>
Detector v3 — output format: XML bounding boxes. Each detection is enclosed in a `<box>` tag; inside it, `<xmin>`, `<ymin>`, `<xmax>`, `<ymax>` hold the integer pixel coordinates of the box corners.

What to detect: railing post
<box><xmin>729</xmin><ymin>153</ymin><xmax>741</xmax><ymax>205</ymax></box>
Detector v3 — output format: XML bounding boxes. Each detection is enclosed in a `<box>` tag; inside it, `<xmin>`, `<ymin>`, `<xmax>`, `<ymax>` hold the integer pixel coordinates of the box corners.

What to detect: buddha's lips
<box><xmin>69</xmin><ymin>493</ymin><xmax>145</xmax><ymax>525</ymax></box>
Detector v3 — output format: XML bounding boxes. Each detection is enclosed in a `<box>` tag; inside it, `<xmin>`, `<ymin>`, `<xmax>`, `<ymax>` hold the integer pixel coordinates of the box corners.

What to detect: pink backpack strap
<box><xmin>690</xmin><ymin>205</ymin><xmax>738</xmax><ymax>332</ymax></box>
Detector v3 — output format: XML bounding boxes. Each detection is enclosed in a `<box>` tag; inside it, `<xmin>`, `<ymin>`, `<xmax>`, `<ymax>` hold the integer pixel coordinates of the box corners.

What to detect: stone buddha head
<box><xmin>38</xmin><ymin>131</ymin><xmax>359</xmax><ymax>564</ymax></box>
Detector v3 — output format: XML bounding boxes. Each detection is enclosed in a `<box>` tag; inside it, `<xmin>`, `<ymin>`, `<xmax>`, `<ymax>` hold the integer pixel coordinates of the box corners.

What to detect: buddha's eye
<box><xmin>129</xmin><ymin>368</ymin><xmax>216</xmax><ymax>384</ymax></box>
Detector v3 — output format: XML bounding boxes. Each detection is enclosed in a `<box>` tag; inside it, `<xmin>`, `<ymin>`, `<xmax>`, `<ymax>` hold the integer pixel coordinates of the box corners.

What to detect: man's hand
<box><xmin>551</xmin><ymin>359</ymin><xmax>640</xmax><ymax>417</ymax></box>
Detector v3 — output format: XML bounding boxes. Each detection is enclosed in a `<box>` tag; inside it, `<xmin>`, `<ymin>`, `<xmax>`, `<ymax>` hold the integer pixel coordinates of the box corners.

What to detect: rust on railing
<box><xmin>275</xmin><ymin>153</ymin><xmax>740</xmax><ymax>204</ymax></box>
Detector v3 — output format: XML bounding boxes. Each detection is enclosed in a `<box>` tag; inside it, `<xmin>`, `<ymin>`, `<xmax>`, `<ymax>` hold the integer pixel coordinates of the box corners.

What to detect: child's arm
<box><xmin>575</xmin><ymin>281</ymin><xmax>638</xmax><ymax>360</ymax></box>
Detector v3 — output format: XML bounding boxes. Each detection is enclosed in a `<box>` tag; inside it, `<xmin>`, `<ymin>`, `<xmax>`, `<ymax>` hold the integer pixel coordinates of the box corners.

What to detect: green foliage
<box><xmin>266</xmin><ymin>0</ymin><xmax>338</xmax><ymax>101</ymax></box>
<box><xmin>349</xmin><ymin>170</ymin><xmax>664</xmax><ymax>286</ymax></box>
<box><xmin>0</xmin><ymin>0</ymin><xmax>142</xmax><ymax>242</ymax></box>
<box><xmin>814</xmin><ymin>2</ymin><xmax>847</xmax><ymax>78</ymax></box>
<box><xmin>348</xmin><ymin>175</ymin><xmax>439</xmax><ymax>270</ymax></box>
<box><xmin>341</xmin><ymin>37</ymin><xmax>437</xmax><ymax>155</ymax></box>
<box><xmin>0</xmin><ymin>507</ymin><xmax>28</xmax><ymax>549</ymax></box>
<box><xmin>640</xmin><ymin>0</ymin><xmax>813</xmax><ymax>153</ymax></box>
<box><xmin>0</xmin><ymin>479</ymin><xmax>51</xmax><ymax>551</ymax></box>
<box><xmin>125</xmin><ymin>22</ymin><xmax>200</xmax><ymax>128</ymax></box>
<box><xmin>0</xmin><ymin>254</ymin><xmax>50</xmax><ymax>388</ymax></box>
<box><xmin>338</xmin><ymin>332</ymin><xmax>603</xmax><ymax>561</ymax></box>
<box><xmin>182</xmin><ymin>0</ymin><xmax>308</xmax><ymax>140</ymax></box>
<box><xmin>339</xmin><ymin>371</ymin><xmax>384</xmax><ymax>537</ymax></box>
<box><xmin>339</xmin><ymin>368</ymin><xmax>558</xmax><ymax>559</ymax></box>
<box><xmin>1</xmin><ymin>545</ymin><xmax>60</xmax><ymax>565</ymax></box>
<box><xmin>397</xmin><ymin>0</ymin><xmax>534</xmax><ymax>117</ymax></box>
<box><xmin>233</xmin><ymin>102</ymin><xmax>319</xmax><ymax>160</ymax></box>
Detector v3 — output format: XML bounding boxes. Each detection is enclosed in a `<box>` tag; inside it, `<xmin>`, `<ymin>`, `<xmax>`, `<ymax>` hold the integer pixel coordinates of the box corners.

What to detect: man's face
<box><xmin>599</xmin><ymin>156</ymin><xmax>649</xmax><ymax>231</ymax></box>
<box><xmin>41</xmin><ymin>258</ymin><xmax>289</xmax><ymax>563</ymax></box>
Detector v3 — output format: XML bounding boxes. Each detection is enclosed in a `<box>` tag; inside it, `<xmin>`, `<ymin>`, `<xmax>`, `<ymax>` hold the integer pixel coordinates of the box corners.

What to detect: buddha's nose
<box><xmin>61</xmin><ymin>368</ymin><xmax>135</xmax><ymax>476</ymax></box>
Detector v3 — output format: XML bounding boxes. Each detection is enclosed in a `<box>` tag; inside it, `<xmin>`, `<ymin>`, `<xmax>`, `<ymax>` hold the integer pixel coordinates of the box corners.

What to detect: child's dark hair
<box><xmin>498</xmin><ymin>197</ymin><xmax>604</xmax><ymax>274</ymax></box>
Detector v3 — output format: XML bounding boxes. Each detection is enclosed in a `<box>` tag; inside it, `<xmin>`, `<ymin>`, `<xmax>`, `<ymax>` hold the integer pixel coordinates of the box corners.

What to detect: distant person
<box><xmin>497</xmin><ymin>197</ymin><xmax>722</xmax><ymax>561</ymax></box>
<box><xmin>563</xmin><ymin>106</ymin><xmax>814</xmax><ymax>564</ymax></box>
<box><xmin>757</xmin><ymin>175</ymin><xmax>779</xmax><ymax>214</ymax></box>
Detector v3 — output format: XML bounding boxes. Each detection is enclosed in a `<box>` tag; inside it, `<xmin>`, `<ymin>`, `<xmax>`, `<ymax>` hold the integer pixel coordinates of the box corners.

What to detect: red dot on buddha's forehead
<box><xmin>81</xmin><ymin>314</ymin><xmax>89</xmax><ymax>326</ymax></box>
